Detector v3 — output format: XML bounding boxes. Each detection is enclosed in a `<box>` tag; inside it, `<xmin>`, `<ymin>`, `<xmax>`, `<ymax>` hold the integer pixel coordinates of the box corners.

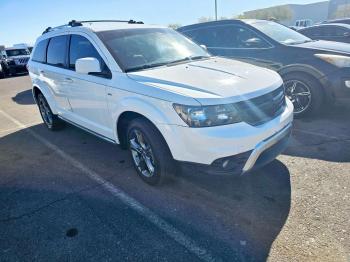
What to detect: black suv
<box><xmin>178</xmin><ymin>20</ymin><xmax>350</xmax><ymax>117</ymax></box>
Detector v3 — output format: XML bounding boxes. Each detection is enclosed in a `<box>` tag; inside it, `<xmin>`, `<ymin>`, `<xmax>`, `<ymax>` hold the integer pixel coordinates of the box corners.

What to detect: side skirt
<box><xmin>58</xmin><ymin>115</ymin><xmax>117</xmax><ymax>145</ymax></box>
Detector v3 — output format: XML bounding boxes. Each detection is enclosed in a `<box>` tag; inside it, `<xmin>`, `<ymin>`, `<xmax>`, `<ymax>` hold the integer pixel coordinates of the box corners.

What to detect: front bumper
<box><xmin>157</xmin><ymin>98</ymin><xmax>294</xmax><ymax>174</ymax></box>
<box><xmin>178</xmin><ymin>123</ymin><xmax>292</xmax><ymax>175</ymax></box>
<box><xmin>8</xmin><ymin>64</ymin><xmax>28</xmax><ymax>73</ymax></box>
<box><xmin>323</xmin><ymin>67</ymin><xmax>350</xmax><ymax>100</ymax></box>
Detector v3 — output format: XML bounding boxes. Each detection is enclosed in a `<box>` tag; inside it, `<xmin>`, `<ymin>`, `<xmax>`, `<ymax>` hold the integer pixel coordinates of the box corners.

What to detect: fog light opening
<box><xmin>345</xmin><ymin>80</ymin><xmax>350</xmax><ymax>88</ymax></box>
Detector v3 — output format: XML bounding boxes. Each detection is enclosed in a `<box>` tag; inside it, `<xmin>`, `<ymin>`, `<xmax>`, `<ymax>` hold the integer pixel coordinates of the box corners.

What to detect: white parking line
<box><xmin>0</xmin><ymin>122</ymin><xmax>42</xmax><ymax>135</ymax></box>
<box><xmin>0</xmin><ymin>109</ymin><xmax>220</xmax><ymax>262</ymax></box>
<box><xmin>293</xmin><ymin>128</ymin><xmax>347</xmax><ymax>140</ymax></box>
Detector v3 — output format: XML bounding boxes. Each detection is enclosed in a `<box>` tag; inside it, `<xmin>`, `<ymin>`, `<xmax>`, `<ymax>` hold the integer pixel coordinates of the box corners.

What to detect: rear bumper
<box><xmin>178</xmin><ymin>123</ymin><xmax>292</xmax><ymax>175</ymax></box>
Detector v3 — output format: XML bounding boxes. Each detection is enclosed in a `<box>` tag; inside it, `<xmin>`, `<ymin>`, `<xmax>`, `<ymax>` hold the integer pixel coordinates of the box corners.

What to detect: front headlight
<box><xmin>315</xmin><ymin>54</ymin><xmax>350</xmax><ymax>68</ymax></box>
<box><xmin>173</xmin><ymin>103</ymin><xmax>242</xmax><ymax>127</ymax></box>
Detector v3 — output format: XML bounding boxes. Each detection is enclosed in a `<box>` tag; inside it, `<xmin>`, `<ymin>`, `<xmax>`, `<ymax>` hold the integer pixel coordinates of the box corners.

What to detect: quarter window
<box><xmin>32</xmin><ymin>39</ymin><xmax>49</xmax><ymax>63</ymax></box>
<box><xmin>47</xmin><ymin>35</ymin><xmax>68</xmax><ymax>67</ymax></box>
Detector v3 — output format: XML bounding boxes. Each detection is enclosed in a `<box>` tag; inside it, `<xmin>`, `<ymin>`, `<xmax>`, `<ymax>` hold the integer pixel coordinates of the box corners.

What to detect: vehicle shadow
<box><xmin>12</xmin><ymin>89</ymin><xmax>35</xmax><ymax>105</ymax></box>
<box><xmin>178</xmin><ymin>160</ymin><xmax>291</xmax><ymax>261</ymax></box>
<box><xmin>0</xmin><ymin>123</ymin><xmax>291</xmax><ymax>261</ymax></box>
<box><xmin>285</xmin><ymin>102</ymin><xmax>350</xmax><ymax>162</ymax></box>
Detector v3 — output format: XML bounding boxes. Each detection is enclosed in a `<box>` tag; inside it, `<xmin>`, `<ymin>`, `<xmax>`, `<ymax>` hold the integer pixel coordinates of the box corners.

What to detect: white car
<box><xmin>28</xmin><ymin>20</ymin><xmax>293</xmax><ymax>185</ymax></box>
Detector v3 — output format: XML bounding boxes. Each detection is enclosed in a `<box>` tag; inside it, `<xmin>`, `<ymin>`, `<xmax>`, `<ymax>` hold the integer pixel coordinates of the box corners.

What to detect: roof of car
<box><xmin>299</xmin><ymin>23</ymin><xmax>350</xmax><ymax>31</ymax></box>
<box><xmin>82</xmin><ymin>22</ymin><xmax>165</xmax><ymax>32</ymax></box>
<box><xmin>178</xmin><ymin>19</ymin><xmax>270</xmax><ymax>31</ymax></box>
<box><xmin>324</xmin><ymin>18</ymin><xmax>350</xmax><ymax>23</ymax></box>
<box><xmin>38</xmin><ymin>20</ymin><xmax>167</xmax><ymax>39</ymax></box>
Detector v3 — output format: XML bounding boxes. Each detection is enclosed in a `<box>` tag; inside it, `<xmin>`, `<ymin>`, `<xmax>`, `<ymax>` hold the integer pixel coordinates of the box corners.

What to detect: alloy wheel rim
<box><xmin>284</xmin><ymin>80</ymin><xmax>312</xmax><ymax>114</ymax></box>
<box><xmin>129</xmin><ymin>129</ymin><xmax>156</xmax><ymax>178</ymax></box>
<box><xmin>38</xmin><ymin>96</ymin><xmax>53</xmax><ymax>127</ymax></box>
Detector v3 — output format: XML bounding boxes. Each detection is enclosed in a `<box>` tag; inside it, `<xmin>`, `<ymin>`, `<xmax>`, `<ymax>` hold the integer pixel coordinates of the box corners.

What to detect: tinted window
<box><xmin>97</xmin><ymin>28</ymin><xmax>209</xmax><ymax>72</ymax></box>
<box><xmin>249</xmin><ymin>21</ymin><xmax>311</xmax><ymax>45</ymax></box>
<box><xmin>6</xmin><ymin>49</ymin><xmax>30</xmax><ymax>57</ymax></box>
<box><xmin>69</xmin><ymin>35</ymin><xmax>104</xmax><ymax>69</ymax></box>
<box><xmin>186</xmin><ymin>25</ymin><xmax>269</xmax><ymax>48</ymax></box>
<box><xmin>300</xmin><ymin>27</ymin><xmax>321</xmax><ymax>37</ymax></box>
<box><xmin>334</xmin><ymin>27</ymin><xmax>348</xmax><ymax>36</ymax></box>
<box><xmin>32</xmin><ymin>39</ymin><xmax>48</xmax><ymax>63</ymax></box>
<box><xmin>47</xmin><ymin>35</ymin><xmax>68</xmax><ymax>67</ymax></box>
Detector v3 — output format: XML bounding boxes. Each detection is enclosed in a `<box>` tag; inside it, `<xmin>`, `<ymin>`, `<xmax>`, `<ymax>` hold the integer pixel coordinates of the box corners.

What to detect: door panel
<box><xmin>64</xmin><ymin>34</ymin><xmax>113</xmax><ymax>139</ymax></box>
<box><xmin>45</xmin><ymin>35</ymin><xmax>72</xmax><ymax>113</ymax></box>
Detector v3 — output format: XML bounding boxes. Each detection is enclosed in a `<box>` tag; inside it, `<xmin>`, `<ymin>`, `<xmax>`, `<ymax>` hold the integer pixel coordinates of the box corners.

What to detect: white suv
<box><xmin>28</xmin><ymin>20</ymin><xmax>294</xmax><ymax>185</ymax></box>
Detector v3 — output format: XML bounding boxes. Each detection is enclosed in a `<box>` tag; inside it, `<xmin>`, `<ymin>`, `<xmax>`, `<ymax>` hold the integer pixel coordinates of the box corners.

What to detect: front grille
<box><xmin>236</xmin><ymin>85</ymin><xmax>286</xmax><ymax>126</ymax></box>
<box><xmin>15</xmin><ymin>58</ymin><xmax>29</xmax><ymax>65</ymax></box>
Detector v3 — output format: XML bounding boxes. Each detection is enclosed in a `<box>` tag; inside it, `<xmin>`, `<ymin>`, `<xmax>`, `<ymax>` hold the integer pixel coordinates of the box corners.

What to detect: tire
<box><xmin>127</xmin><ymin>118</ymin><xmax>174</xmax><ymax>185</ymax></box>
<box><xmin>283</xmin><ymin>72</ymin><xmax>324</xmax><ymax>118</ymax></box>
<box><xmin>37</xmin><ymin>93</ymin><xmax>64</xmax><ymax>130</ymax></box>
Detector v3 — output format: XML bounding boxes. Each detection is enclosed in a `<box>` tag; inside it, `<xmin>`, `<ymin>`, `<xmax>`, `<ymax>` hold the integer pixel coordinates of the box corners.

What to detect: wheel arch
<box><xmin>278</xmin><ymin>64</ymin><xmax>333</xmax><ymax>100</ymax></box>
<box><xmin>116</xmin><ymin>111</ymin><xmax>171</xmax><ymax>154</ymax></box>
<box><xmin>32</xmin><ymin>84</ymin><xmax>59</xmax><ymax>114</ymax></box>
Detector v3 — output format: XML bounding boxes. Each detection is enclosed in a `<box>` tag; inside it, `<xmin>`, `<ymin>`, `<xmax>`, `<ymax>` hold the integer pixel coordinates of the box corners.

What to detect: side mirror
<box><xmin>200</xmin><ymin>44</ymin><xmax>208</xmax><ymax>51</ymax></box>
<box><xmin>75</xmin><ymin>57</ymin><xmax>101</xmax><ymax>75</ymax></box>
<box><xmin>244</xmin><ymin>37</ymin><xmax>263</xmax><ymax>47</ymax></box>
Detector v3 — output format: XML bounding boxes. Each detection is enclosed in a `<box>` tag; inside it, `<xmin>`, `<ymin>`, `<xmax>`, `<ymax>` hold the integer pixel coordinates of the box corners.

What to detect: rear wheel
<box><xmin>283</xmin><ymin>73</ymin><xmax>324</xmax><ymax>117</ymax></box>
<box><xmin>37</xmin><ymin>93</ymin><xmax>64</xmax><ymax>130</ymax></box>
<box><xmin>127</xmin><ymin>118</ymin><xmax>173</xmax><ymax>185</ymax></box>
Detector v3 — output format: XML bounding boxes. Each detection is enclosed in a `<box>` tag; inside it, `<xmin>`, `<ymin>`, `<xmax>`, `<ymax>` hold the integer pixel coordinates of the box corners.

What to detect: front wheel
<box><xmin>283</xmin><ymin>73</ymin><xmax>324</xmax><ymax>118</ymax></box>
<box><xmin>127</xmin><ymin>118</ymin><xmax>174</xmax><ymax>185</ymax></box>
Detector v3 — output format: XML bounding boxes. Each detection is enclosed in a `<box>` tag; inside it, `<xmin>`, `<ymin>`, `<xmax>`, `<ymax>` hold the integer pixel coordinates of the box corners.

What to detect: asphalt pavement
<box><xmin>0</xmin><ymin>75</ymin><xmax>349</xmax><ymax>261</ymax></box>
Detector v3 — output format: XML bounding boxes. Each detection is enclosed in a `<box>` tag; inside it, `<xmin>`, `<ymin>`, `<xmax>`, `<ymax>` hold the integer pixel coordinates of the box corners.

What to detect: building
<box><xmin>243</xmin><ymin>1</ymin><xmax>350</xmax><ymax>26</ymax></box>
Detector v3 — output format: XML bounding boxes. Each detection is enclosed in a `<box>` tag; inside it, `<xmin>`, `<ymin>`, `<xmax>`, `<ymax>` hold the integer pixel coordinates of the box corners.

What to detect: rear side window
<box><xmin>32</xmin><ymin>39</ymin><xmax>49</xmax><ymax>63</ymax></box>
<box><xmin>47</xmin><ymin>35</ymin><xmax>68</xmax><ymax>67</ymax></box>
<box><xmin>69</xmin><ymin>35</ymin><xmax>104</xmax><ymax>69</ymax></box>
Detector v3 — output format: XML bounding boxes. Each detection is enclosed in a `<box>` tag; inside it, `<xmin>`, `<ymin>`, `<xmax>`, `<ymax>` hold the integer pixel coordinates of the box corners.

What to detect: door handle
<box><xmin>39</xmin><ymin>69</ymin><xmax>45</xmax><ymax>74</ymax></box>
<box><xmin>64</xmin><ymin>77</ymin><xmax>74</xmax><ymax>83</ymax></box>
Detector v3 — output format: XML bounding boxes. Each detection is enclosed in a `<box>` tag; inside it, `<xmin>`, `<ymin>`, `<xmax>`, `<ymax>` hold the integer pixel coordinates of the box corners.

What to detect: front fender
<box><xmin>111</xmin><ymin>96</ymin><xmax>184</xmax><ymax>143</ymax></box>
<box><xmin>278</xmin><ymin>64</ymin><xmax>326</xmax><ymax>85</ymax></box>
<box><xmin>278</xmin><ymin>63</ymin><xmax>333</xmax><ymax>98</ymax></box>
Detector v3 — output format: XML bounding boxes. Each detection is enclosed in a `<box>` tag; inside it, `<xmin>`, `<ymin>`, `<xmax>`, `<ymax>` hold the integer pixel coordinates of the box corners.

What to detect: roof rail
<box><xmin>70</xmin><ymin>19</ymin><xmax>144</xmax><ymax>25</ymax></box>
<box><xmin>42</xmin><ymin>19</ymin><xmax>144</xmax><ymax>34</ymax></box>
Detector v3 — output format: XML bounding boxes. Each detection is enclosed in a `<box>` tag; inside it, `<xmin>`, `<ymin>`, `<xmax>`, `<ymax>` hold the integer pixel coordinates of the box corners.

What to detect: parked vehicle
<box><xmin>0</xmin><ymin>46</ymin><xmax>6</xmax><ymax>78</ymax></box>
<box><xmin>291</xmin><ymin>19</ymin><xmax>313</xmax><ymax>30</ymax></box>
<box><xmin>4</xmin><ymin>47</ymin><xmax>30</xmax><ymax>75</ymax></box>
<box><xmin>0</xmin><ymin>59</ymin><xmax>5</xmax><ymax>78</ymax></box>
<box><xmin>322</xmin><ymin>18</ymin><xmax>350</xmax><ymax>25</ymax></box>
<box><xmin>178</xmin><ymin>19</ymin><xmax>350</xmax><ymax>117</ymax></box>
<box><xmin>28</xmin><ymin>20</ymin><xmax>293</xmax><ymax>185</ymax></box>
<box><xmin>298</xmin><ymin>23</ymin><xmax>350</xmax><ymax>44</ymax></box>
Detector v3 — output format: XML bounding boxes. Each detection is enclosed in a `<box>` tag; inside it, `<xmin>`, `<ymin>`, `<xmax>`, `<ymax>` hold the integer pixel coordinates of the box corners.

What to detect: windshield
<box><xmin>5</xmin><ymin>49</ymin><xmax>30</xmax><ymax>57</ymax></box>
<box><xmin>97</xmin><ymin>28</ymin><xmax>210</xmax><ymax>72</ymax></box>
<box><xmin>249</xmin><ymin>21</ymin><xmax>312</xmax><ymax>45</ymax></box>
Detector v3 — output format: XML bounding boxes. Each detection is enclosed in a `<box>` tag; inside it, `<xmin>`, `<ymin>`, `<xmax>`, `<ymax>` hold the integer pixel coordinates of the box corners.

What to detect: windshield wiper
<box><xmin>125</xmin><ymin>62</ymin><xmax>168</xmax><ymax>73</ymax></box>
<box><xmin>165</xmin><ymin>55</ymin><xmax>211</xmax><ymax>66</ymax></box>
<box><xmin>125</xmin><ymin>56</ymin><xmax>211</xmax><ymax>72</ymax></box>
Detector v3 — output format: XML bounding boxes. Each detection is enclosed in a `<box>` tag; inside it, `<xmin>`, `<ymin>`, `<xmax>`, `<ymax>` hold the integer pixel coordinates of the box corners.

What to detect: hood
<box><xmin>295</xmin><ymin>40</ymin><xmax>350</xmax><ymax>55</ymax></box>
<box><xmin>7</xmin><ymin>55</ymin><xmax>30</xmax><ymax>59</ymax></box>
<box><xmin>127</xmin><ymin>57</ymin><xmax>282</xmax><ymax>105</ymax></box>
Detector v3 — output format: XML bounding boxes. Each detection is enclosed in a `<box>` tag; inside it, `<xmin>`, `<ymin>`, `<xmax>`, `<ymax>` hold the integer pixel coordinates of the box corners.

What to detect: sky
<box><xmin>0</xmin><ymin>0</ymin><xmax>321</xmax><ymax>46</ymax></box>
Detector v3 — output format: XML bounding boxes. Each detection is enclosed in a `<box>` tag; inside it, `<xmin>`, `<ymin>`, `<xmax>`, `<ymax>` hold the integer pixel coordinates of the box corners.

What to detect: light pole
<box><xmin>215</xmin><ymin>0</ymin><xmax>218</xmax><ymax>21</ymax></box>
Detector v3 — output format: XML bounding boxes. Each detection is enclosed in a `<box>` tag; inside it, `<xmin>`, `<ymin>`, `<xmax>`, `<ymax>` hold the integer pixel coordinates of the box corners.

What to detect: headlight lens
<box><xmin>173</xmin><ymin>103</ymin><xmax>242</xmax><ymax>127</ymax></box>
<box><xmin>315</xmin><ymin>54</ymin><xmax>350</xmax><ymax>68</ymax></box>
